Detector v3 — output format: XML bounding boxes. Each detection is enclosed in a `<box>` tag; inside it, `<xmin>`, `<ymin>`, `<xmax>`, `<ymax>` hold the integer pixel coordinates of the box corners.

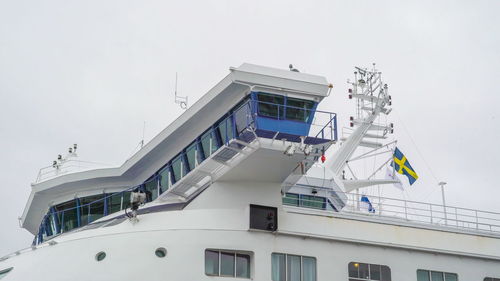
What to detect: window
<box><xmin>171</xmin><ymin>154</ymin><xmax>184</xmax><ymax>183</ymax></box>
<box><xmin>54</xmin><ymin>200</ymin><xmax>78</xmax><ymax>231</ymax></box>
<box><xmin>417</xmin><ymin>270</ymin><xmax>457</xmax><ymax>281</ymax></box>
<box><xmin>349</xmin><ymin>262</ymin><xmax>391</xmax><ymax>281</ymax></box>
<box><xmin>144</xmin><ymin>178</ymin><xmax>159</xmax><ymax>202</ymax></box>
<box><xmin>80</xmin><ymin>194</ymin><xmax>106</xmax><ymax>225</ymax></box>
<box><xmin>257</xmin><ymin>93</ymin><xmax>284</xmax><ymax>119</ymax></box>
<box><xmin>107</xmin><ymin>192</ymin><xmax>122</xmax><ymax>214</ymax></box>
<box><xmin>286</xmin><ymin>97</ymin><xmax>315</xmax><ymax>122</ymax></box>
<box><xmin>485</xmin><ymin>278</ymin><xmax>500</xmax><ymax>281</ymax></box>
<box><xmin>272</xmin><ymin>253</ymin><xmax>316</xmax><ymax>281</ymax></box>
<box><xmin>200</xmin><ymin>129</ymin><xmax>218</xmax><ymax>159</ymax></box>
<box><xmin>158</xmin><ymin>167</ymin><xmax>170</xmax><ymax>194</ymax></box>
<box><xmin>0</xmin><ymin>267</ymin><xmax>13</xmax><ymax>279</ymax></box>
<box><xmin>217</xmin><ymin>116</ymin><xmax>234</xmax><ymax>144</ymax></box>
<box><xmin>205</xmin><ymin>250</ymin><xmax>250</xmax><ymax>278</ymax></box>
<box><xmin>185</xmin><ymin>142</ymin><xmax>198</xmax><ymax>171</ymax></box>
<box><xmin>282</xmin><ymin>193</ymin><xmax>327</xmax><ymax>210</ymax></box>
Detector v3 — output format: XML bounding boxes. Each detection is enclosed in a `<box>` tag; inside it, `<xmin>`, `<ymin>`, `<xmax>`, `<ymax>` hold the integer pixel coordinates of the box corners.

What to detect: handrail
<box><xmin>283</xmin><ymin>189</ymin><xmax>500</xmax><ymax>234</ymax></box>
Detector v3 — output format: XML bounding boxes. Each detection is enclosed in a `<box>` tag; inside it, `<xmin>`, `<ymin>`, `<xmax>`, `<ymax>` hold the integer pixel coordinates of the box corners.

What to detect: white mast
<box><xmin>326</xmin><ymin>65</ymin><xmax>399</xmax><ymax>192</ymax></box>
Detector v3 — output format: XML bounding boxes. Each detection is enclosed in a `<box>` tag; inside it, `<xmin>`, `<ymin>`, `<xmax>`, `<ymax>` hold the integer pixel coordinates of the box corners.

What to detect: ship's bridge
<box><xmin>23</xmin><ymin>63</ymin><xmax>338</xmax><ymax>244</ymax></box>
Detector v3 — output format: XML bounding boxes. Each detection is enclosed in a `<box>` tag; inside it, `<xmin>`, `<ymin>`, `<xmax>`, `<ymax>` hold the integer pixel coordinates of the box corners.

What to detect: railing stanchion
<box><xmin>430</xmin><ymin>204</ymin><xmax>433</xmax><ymax>224</ymax></box>
<box><xmin>475</xmin><ymin>210</ymin><xmax>479</xmax><ymax>229</ymax></box>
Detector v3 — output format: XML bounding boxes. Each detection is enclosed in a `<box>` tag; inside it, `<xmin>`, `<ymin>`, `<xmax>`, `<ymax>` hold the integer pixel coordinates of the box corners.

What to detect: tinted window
<box><xmin>286</xmin><ymin>97</ymin><xmax>315</xmax><ymax>122</ymax></box>
<box><xmin>272</xmin><ymin>253</ymin><xmax>316</xmax><ymax>281</ymax></box>
<box><xmin>159</xmin><ymin>167</ymin><xmax>170</xmax><ymax>194</ymax></box>
<box><xmin>236</xmin><ymin>254</ymin><xmax>250</xmax><ymax>278</ymax></box>
<box><xmin>205</xmin><ymin>250</ymin><xmax>219</xmax><ymax>276</ymax></box>
<box><xmin>55</xmin><ymin>200</ymin><xmax>78</xmax><ymax>231</ymax></box>
<box><xmin>144</xmin><ymin>178</ymin><xmax>158</xmax><ymax>202</ymax></box>
<box><xmin>417</xmin><ymin>270</ymin><xmax>457</xmax><ymax>281</ymax></box>
<box><xmin>205</xmin><ymin>250</ymin><xmax>251</xmax><ymax>278</ymax></box>
<box><xmin>257</xmin><ymin>93</ymin><xmax>284</xmax><ymax>119</ymax></box>
<box><xmin>185</xmin><ymin>142</ymin><xmax>197</xmax><ymax>171</ymax></box>
<box><xmin>349</xmin><ymin>262</ymin><xmax>391</xmax><ymax>281</ymax></box>
<box><xmin>107</xmin><ymin>192</ymin><xmax>122</xmax><ymax>214</ymax></box>
<box><xmin>171</xmin><ymin>154</ymin><xmax>184</xmax><ymax>183</ymax></box>
<box><xmin>220</xmin><ymin>252</ymin><xmax>235</xmax><ymax>276</ymax></box>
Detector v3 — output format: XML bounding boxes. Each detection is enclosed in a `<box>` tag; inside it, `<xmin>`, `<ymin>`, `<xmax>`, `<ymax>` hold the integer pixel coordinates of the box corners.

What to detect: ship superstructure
<box><xmin>1</xmin><ymin>64</ymin><xmax>499</xmax><ymax>281</ymax></box>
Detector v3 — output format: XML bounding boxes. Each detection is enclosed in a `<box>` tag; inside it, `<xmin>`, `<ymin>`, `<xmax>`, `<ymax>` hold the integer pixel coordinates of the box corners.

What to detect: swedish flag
<box><xmin>392</xmin><ymin>147</ymin><xmax>418</xmax><ymax>185</ymax></box>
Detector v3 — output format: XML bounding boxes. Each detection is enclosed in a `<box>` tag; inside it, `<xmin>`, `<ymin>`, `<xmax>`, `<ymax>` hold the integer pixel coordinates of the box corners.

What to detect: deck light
<box><xmin>321</xmin><ymin>154</ymin><xmax>326</xmax><ymax>163</ymax></box>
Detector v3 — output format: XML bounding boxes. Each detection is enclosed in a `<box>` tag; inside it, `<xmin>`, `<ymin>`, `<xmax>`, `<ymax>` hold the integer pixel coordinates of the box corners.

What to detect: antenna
<box><xmin>140</xmin><ymin>121</ymin><xmax>146</xmax><ymax>149</ymax></box>
<box><xmin>174</xmin><ymin>72</ymin><xmax>188</xmax><ymax>109</ymax></box>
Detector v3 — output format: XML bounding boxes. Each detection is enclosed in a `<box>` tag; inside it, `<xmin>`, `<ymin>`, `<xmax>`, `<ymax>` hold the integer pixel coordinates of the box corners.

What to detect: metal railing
<box><xmin>35</xmin><ymin>160</ymin><xmax>111</xmax><ymax>183</ymax></box>
<box><xmin>283</xmin><ymin>191</ymin><xmax>500</xmax><ymax>235</ymax></box>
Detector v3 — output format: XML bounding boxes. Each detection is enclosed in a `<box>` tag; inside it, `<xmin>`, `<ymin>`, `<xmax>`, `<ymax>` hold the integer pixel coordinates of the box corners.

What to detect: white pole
<box><xmin>438</xmin><ymin>181</ymin><xmax>447</xmax><ymax>225</ymax></box>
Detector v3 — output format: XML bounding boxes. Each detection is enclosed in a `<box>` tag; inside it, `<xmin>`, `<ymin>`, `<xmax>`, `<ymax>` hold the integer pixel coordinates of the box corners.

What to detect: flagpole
<box><xmin>438</xmin><ymin>181</ymin><xmax>447</xmax><ymax>225</ymax></box>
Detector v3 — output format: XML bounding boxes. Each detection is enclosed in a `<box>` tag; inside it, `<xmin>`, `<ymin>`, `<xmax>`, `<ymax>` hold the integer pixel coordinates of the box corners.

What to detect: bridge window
<box><xmin>272</xmin><ymin>253</ymin><xmax>316</xmax><ymax>281</ymax></box>
<box><xmin>257</xmin><ymin>93</ymin><xmax>284</xmax><ymax>119</ymax></box>
<box><xmin>171</xmin><ymin>154</ymin><xmax>184</xmax><ymax>183</ymax></box>
<box><xmin>286</xmin><ymin>97</ymin><xmax>315</xmax><ymax>122</ymax></box>
<box><xmin>217</xmin><ymin>116</ymin><xmax>234</xmax><ymax>145</ymax></box>
<box><xmin>349</xmin><ymin>262</ymin><xmax>391</xmax><ymax>281</ymax></box>
<box><xmin>159</xmin><ymin>167</ymin><xmax>170</xmax><ymax>193</ymax></box>
<box><xmin>200</xmin><ymin>129</ymin><xmax>218</xmax><ymax>160</ymax></box>
<box><xmin>185</xmin><ymin>142</ymin><xmax>199</xmax><ymax>172</ymax></box>
<box><xmin>80</xmin><ymin>194</ymin><xmax>105</xmax><ymax>225</ymax></box>
<box><xmin>205</xmin><ymin>250</ymin><xmax>251</xmax><ymax>278</ymax></box>
<box><xmin>107</xmin><ymin>192</ymin><xmax>122</xmax><ymax>214</ymax></box>
<box><xmin>417</xmin><ymin>269</ymin><xmax>457</xmax><ymax>281</ymax></box>
<box><xmin>55</xmin><ymin>200</ymin><xmax>78</xmax><ymax>232</ymax></box>
<box><xmin>144</xmin><ymin>178</ymin><xmax>159</xmax><ymax>202</ymax></box>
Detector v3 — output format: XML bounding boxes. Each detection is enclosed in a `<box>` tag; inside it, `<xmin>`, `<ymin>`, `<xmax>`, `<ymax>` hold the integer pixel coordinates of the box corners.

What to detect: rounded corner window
<box><xmin>155</xmin><ymin>247</ymin><xmax>167</xmax><ymax>258</ymax></box>
<box><xmin>0</xmin><ymin>267</ymin><xmax>13</xmax><ymax>279</ymax></box>
<box><xmin>95</xmin><ymin>251</ymin><xmax>106</xmax><ymax>262</ymax></box>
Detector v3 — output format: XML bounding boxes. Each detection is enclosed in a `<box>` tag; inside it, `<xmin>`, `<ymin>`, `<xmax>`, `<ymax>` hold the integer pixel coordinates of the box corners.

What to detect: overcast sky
<box><xmin>1</xmin><ymin>0</ymin><xmax>499</xmax><ymax>255</ymax></box>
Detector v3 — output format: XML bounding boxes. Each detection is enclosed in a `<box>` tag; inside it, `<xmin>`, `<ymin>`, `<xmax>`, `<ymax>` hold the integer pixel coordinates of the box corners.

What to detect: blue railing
<box><xmin>34</xmin><ymin>96</ymin><xmax>338</xmax><ymax>244</ymax></box>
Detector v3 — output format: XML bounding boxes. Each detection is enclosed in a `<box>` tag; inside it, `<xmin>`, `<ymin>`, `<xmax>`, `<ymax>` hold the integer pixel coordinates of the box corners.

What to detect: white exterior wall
<box><xmin>3</xmin><ymin>180</ymin><xmax>500</xmax><ymax>281</ymax></box>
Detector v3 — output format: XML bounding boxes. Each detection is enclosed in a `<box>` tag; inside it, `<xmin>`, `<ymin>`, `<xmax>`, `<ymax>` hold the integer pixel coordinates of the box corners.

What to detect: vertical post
<box><xmin>75</xmin><ymin>198</ymin><xmax>81</xmax><ymax>227</ymax></box>
<box><xmin>333</xmin><ymin>115</ymin><xmax>338</xmax><ymax>141</ymax></box>
<box><xmin>475</xmin><ymin>210</ymin><xmax>479</xmax><ymax>230</ymax></box>
<box><xmin>438</xmin><ymin>181</ymin><xmax>447</xmax><ymax>225</ymax></box>
<box><xmin>430</xmin><ymin>204</ymin><xmax>433</xmax><ymax>224</ymax></box>
<box><xmin>209</xmin><ymin>137</ymin><xmax>213</xmax><ymax>156</ymax></box>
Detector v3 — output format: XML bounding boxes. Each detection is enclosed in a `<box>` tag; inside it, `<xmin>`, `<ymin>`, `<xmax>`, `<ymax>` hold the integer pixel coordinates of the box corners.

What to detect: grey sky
<box><xmin>1</xmin><ymin>0</ymin><xmax>499</xmax><ymax>255</ymax></box>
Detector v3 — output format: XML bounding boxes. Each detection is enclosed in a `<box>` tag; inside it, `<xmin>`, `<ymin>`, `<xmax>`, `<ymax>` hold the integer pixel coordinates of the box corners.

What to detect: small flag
<box><xmin>392</xmin><ymin>147</ymin><xmax>418</xmax><ymax>185</ymax></box>
<box><xmin>385</xmin><ymin>166</ymin><xmax>404</xmax><ymax>190</ymax></box>
<box><xmin>360</xmin><ymin>195</ymin><xmax>375</xmax><ymax>213</ymax></box>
